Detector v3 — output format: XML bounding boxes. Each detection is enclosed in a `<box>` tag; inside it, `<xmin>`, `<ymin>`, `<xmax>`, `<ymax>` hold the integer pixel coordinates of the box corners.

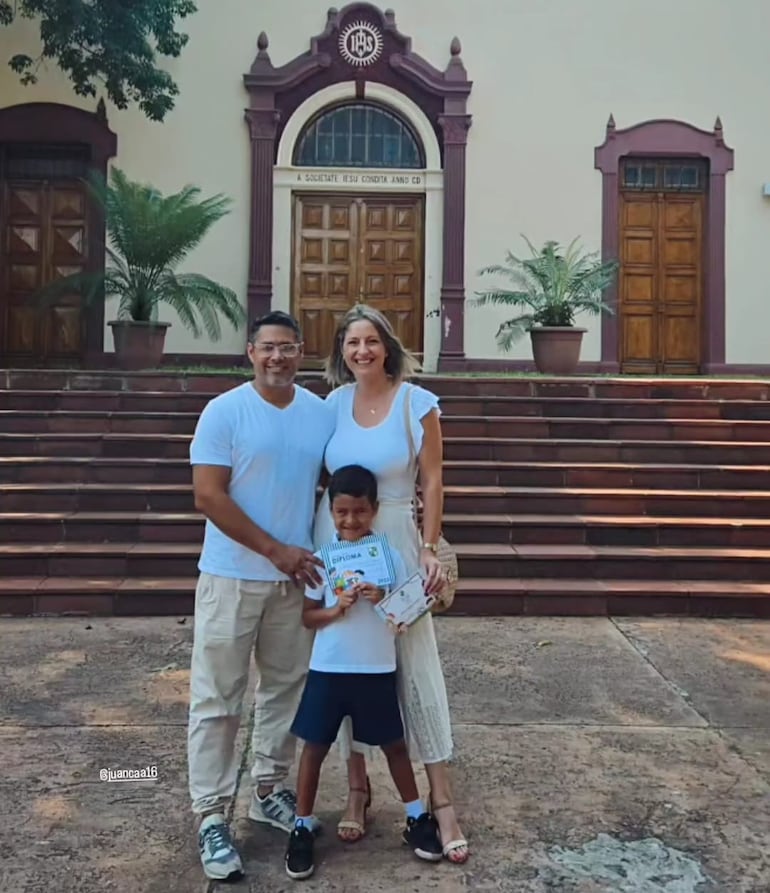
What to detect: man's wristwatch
<box><xmin>421</xmin><ymin>542</ymin><xmax>439</xmax><ymax>554</ymax></box>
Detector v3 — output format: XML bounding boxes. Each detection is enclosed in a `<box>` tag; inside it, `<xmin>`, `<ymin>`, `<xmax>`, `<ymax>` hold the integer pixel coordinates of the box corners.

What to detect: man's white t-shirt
<box><xmin>190</xmin><ymin>382</ymin><xmax>334</xmax><ymax>580</ymax></box>
<box><xmin>305</xmin><ymin>539</ymin><xmax>409</xmax><ymax>673</ymax></box>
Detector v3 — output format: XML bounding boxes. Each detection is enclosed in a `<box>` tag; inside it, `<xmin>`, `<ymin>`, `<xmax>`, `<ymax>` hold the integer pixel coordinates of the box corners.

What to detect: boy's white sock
<box><xmin>404</xmin><ymin>799</ymin><xmax>424</xmax><ymax>820</ymax></box>
<box><xmin>295</xmin><ymin>815</ymin><xmax>313</xmax><ymax>829</ymax></box>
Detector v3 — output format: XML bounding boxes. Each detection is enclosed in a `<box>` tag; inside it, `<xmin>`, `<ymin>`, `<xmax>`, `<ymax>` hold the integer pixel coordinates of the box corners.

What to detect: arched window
<box><xmin>294</xmin><ymin>102</ymin><xmax>423</xmax><ymax>168</ymax></box>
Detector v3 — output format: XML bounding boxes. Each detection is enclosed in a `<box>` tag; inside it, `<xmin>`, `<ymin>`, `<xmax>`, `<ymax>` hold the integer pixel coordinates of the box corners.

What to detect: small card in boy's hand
<box><xmin>374</xmin><ymin>572</ymin><xmax>433</xmax><ymax>632</ymax></box>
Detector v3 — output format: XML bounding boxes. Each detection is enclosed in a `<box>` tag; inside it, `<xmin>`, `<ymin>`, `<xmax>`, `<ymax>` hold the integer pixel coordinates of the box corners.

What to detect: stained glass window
<box><xmin>295</xmin><ymin>103</ymin><xmax>423</xmax><ymax>169</ymax></box>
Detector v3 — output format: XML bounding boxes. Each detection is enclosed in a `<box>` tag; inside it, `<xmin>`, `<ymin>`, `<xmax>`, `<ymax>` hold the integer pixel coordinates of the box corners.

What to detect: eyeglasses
<box><xmin>251</xmin><ymin>342</ymin><xmax>303</xmax><ymax>357</ymax></box>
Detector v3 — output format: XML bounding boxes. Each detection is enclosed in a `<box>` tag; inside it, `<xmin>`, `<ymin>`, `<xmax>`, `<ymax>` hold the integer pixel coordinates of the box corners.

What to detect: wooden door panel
<box><xmin>659</xmin><ymin>194</ymin><xmax>701</xmax><ymax>373</ymax></box>
<box><xmin>661</xmin><ymin>313</ymin><xmax>699</xmax><ymax>366</ymax></box>
<box><xmin>293</xmin><ymin>193</ymin><xmax>424</xmax><ymax>359</ymax></box>
<box><xmin>47</xmin><ymin>184</ymin><xmax>86</xmax><ymax>357</ymax></box>
<box><xmin>662</xmin><ymin>234</ymin><xmax>698</xmax><ymax>267</ymax></box>
<box><xmin>6</xmin><ymin>305</ymin><xmax>37</xmax><ymax>353</ymax></box>
<box><xmin>622</xmin><ymin>314</ymin><xmax>656</xmax><ymax>368</ymax></box>
<box><xmin>293</xmin><ymin>195</ymin><xmax>359</xmax><ymax>358</ymax></box>
<box><xmin>619</xmin><ymin>195</ymin><xmax>658</xmax><ymax>373</ymax></box>
<box><xmin>1</xmin><ymin>179</ymin><xmax>85</xmax><ymax>361</ymax></box>
<box><xmin>358</xmin><ymin>198</ymin><xmax>423</xmax><ymax>353</ymax></box>
<box><xmin>619</xmin><ymin>189</ymin><xmax>702</xmax><ymax>373</ymax></box>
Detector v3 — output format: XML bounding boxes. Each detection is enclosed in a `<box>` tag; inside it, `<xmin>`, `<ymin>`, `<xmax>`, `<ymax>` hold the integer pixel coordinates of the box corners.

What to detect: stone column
<box><xmin>437</xmin><ymin>114</ymin><xmax>472</xmax><ymax>369</ymax></box>
<box><xmin>245</xmin><ymin>108</ymin><xmax>279</xmax><ymax>322</ymax></box>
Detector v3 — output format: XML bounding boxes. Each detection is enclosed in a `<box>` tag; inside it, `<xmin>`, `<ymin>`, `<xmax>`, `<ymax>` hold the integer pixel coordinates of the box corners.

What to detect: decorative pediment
<box><xmin>245</xmin><ymin>4</ymin><xmax>471</xmax><ymax>107</ymax></box>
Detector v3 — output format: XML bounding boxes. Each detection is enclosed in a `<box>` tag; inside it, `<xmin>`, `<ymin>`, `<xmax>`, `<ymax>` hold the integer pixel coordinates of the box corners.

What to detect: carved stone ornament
<box><xmin>338</xmin><ymin>19</ymin><xmax>384</xmax><ymax>66</ymax></box>
<box><xmin>246</xmin><ymin>109</ymin><xmax>280</xmax><ymax>141</ymax></box>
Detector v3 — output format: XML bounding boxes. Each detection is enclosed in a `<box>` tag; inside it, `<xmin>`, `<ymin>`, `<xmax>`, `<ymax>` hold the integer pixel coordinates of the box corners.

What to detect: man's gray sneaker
<box><xmin>248</xmin><ymin>783</ymin><xmax>320</xmax><ymax>835</ymax></box>
<box><xmin>198</xmin><ymin>813</ymin><xmax>244</xmax><ymax>881</ymax></box>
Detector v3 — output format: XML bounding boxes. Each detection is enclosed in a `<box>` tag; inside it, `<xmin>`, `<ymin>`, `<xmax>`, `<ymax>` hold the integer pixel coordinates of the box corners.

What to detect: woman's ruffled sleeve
<box><xmin>408</xmin><ymin>385</ymin><xmax>441</xmax><ymax>454</ymax></box>
<box><xmin>324</xmin><ymin>383</ymin><xmax>351</xmax><ymax>416</ymax></box>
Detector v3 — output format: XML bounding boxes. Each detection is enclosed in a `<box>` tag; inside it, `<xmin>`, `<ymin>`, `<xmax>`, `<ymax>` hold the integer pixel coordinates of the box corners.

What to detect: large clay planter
<box><xmin>529</xmin><ymin>326</ymin><xmax>586</xmax><ymax>374</ymax></box>
<box><xmin>108</xmin><ymin>320</ymin><xmax>171</xmax><ymax>370</ymax></box>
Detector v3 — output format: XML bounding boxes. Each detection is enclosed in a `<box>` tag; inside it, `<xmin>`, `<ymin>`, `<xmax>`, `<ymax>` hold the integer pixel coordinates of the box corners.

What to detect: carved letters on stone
<box><xmin>338</xmin><ymin>20</ymin><xmax>384</xmax><ymax>67</ymax></box>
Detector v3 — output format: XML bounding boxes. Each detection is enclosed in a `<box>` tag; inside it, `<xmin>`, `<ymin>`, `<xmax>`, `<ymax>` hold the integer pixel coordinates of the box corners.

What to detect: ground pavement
<box><xmin>1</xmin><ymin>615</ymin><xmax>769</xmax><ymax>893</ymax></box>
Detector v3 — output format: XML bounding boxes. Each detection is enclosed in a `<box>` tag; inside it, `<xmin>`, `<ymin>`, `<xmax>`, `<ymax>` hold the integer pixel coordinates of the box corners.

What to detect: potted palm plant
<box><xmin>40</xmin><ymin>168</ymin><xmax>246</xmax><ymax>369</ymax></box>
<box><xmin>472</xmin><ymin>236</ymin><xmax>618</xmax><ymax>374</ymax></box>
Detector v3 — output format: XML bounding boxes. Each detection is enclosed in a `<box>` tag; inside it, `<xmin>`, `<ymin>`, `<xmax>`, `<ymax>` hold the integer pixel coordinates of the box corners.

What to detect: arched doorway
<box><xmin>290</xmin><ymin>99</ymin><xmax>426</xmax><ymax>359</ymax></box>
<box><xmin>243</xmin><ymin>3</ymin><xmax>472</xmax><ymax>370</ymax></box>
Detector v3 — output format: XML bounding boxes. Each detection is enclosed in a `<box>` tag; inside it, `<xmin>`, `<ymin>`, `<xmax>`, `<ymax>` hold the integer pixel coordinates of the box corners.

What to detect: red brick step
<box><xmin>4</xmin><ymin>433</ymin><xmax>770</xmax><ymax>465</ymax></box>
<box><xmin>2</xmin><ymin>575</ymin><xmax>768</xmax><ymax>618</ymax></box>
<box><xmin>4</xmin><ymin>389</ymin><xmax>770</xmax><ymax>420</ymax></box>
<box><xmin>2</xmin><ymin>456</ymin><xmax>769</xmax><ymax>491</ymax></box>
<box><xmin>4</xmin><ymin>482</ymin><xmax>770</xmax><ymax>518</ymax></box>
<box><xmin>5</xmin><ymin>409</ymin><xmax>770</xmax><ymax>442</ymax></box>
<box><xmin>4</xmin><ymin>510</ymin><xmax>770</xmax><ymax>549</ymax></box>
<box><xmin>2</xmin><ymin>541</ymin><xmax>770</xmax><ymax>581</ymax></box>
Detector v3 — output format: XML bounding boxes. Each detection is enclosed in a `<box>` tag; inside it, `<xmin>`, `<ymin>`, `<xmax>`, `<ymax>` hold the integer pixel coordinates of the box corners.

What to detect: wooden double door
<box><xmin>292</xmin><ymin>194</ymin><xmax>424</xmax><ymax>359</ymax></box>
<box><xmin>0</xmin><ymin>178</ymin><xmax>88</xmax><ymax>362</ymax></box>
<box><xmin>618</xmin><ymin>160</ymin><xmax>706</xmax><ymax>374</ymax></box>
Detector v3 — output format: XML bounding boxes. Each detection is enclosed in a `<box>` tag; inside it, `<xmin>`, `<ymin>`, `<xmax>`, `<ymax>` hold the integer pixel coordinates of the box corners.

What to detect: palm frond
<box><xmin>495</xmin><ymin>315</ymin><xmax>533</xmax><ymax>351</ymax></box>
<box><xmin>33</xmin><ymin>167</ymin><xmax>246</xmax><ymax>341</ymax></box>
<box><xmin>474</xmin><ymin>235</ymin><xmax>618</xmax><ymax>353</ymax></box>
<box><xmin>154</xmin><ymin>271</ymin><xmax>245</xmax><ymax>341</ymax></box>
<box><xmin>469</xmin><ymin>289</ymin><xmax>534</xmax><ymax>308</ymax></box>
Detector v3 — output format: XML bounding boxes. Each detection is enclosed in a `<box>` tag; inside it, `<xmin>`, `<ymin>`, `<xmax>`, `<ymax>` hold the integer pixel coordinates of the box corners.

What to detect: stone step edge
<box><xmin>5</xmin><ymin>409</ymin><xmax>770</xmax><ymax>426</ymax></box>
<box><xmin>3</xmin><ymin>542</ymin><xmax>770</xmax><ymax>559</ymax></box>
<box><xmin>4</xmin><ymin>434</ymin><xmax>770</xmax><ymax>453</ymax></box>
<box><xmin>2</xmin><ymin>368</ymin><xmax>768</xmax><ymax>389</ymax></box>
<box><xmin>4</xmin><ymin>510</ymin><xmax>770</xmax><ymax>529</ymax></box>
<box><xmin>4</xmin><ymin>483</ymin><xmax>770</xmax><ymax>499</ymax></box>
<box><xmin>3</xmin><ymin>577</ymin><xmax>769</xmax><ymax>618</ymax></box>
<box><xmin>5</xmin><ymin>389</ymin><xmax>770</xmax><ymax>407</ymax></box>
<box><xmin>3</xmin><ymin>577</ymin><xmax>770</xmax><ymax>595</ymax></box>
<box><xmin>1</xmin><ymin>456</ymin><xmax>769</xmax><ymax>473</ymax></box>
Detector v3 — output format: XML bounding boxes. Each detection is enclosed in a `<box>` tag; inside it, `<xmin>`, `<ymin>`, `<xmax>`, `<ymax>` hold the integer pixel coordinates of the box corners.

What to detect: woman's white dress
<box><xmin>313</xmin><ymin>381</ymin><xmax>454</xmax><ymax>764</ymax></box>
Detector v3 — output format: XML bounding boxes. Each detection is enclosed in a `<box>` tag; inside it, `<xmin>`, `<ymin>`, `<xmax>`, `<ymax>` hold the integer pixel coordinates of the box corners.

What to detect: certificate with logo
<box><xmin>374</xmin><ymin>572</ymin><xmax>432</xmax><ymax>631</ymax></box>
<box><xmin>318</xmin><ymin>533</ymin><xmax>396</xmax><ymax>594</ymax></box>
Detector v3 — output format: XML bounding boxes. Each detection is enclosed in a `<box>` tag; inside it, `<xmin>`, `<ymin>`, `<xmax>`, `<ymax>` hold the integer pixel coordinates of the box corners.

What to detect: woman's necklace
<box><xmin>357</xmin><ymin>383</ymin><xmax>396</xmax><ymax>417</ymax></box>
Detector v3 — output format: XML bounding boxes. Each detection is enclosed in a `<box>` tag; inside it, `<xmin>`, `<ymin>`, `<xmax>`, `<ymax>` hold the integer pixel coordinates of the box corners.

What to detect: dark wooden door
<box><xmin>619</xmin><ymin>160</ymin><xmax>704</xmax><ymax>374</ymax></box>
<box><xmin>292</xmin><ymin>193</ymin><xmax>424</xmax><ymax>359</ymax></box>
<box><xmin>1</xmin><ymin>179</ymin><xmax>87</xmax><ymax>362</ymax></box>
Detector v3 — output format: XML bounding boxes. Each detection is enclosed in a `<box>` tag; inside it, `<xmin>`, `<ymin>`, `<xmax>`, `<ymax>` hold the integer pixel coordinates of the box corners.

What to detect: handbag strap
<box><xmin>402</xmin><ymin>383</ymin><xmax>417</xmax><ymax>483</ymax></box>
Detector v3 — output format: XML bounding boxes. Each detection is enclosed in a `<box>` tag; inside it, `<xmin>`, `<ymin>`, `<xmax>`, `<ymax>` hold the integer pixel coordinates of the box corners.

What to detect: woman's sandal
<box><xmin>431</xmin><ymin>801</ymin><xmax>469</xmax><ymax>864</ymax></box>
<box><xmin>336</xmin><ymin>776</ymin><xmax>371</xmax><ymax>843</ymax></box>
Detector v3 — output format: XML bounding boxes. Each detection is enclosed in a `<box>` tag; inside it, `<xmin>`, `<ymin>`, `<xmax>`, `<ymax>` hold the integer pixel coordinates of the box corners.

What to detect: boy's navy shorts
<box><xmin>291</xmin><ymin>670</ymin><xmax>404</xmax><ymax>747</ymax></box>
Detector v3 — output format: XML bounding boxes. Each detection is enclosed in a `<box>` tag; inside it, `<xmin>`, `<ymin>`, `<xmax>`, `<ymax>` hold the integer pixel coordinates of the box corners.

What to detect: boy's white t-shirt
<box><xmin>306</xmin><ymin>539</ymin><xmax>409</xmax><ymax>674</ymax></box>
<box><xmin>190</xmin><ymin>382</ymin><xmax>334</xmax><ymax>580</ymax></box>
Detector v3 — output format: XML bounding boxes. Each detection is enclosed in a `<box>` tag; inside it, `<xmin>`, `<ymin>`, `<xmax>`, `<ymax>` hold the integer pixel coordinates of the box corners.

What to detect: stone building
<box><xmin>1</xmin><ymin>0</ymin><xmax>765</xmax><ymax>373</ymax></box>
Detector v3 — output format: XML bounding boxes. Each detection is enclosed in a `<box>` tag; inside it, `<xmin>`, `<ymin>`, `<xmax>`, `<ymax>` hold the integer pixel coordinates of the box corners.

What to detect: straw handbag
<box><xmin>403</xmin><ymin>385</ymin><xmax>458</xmax><ymax>613</ymax></box>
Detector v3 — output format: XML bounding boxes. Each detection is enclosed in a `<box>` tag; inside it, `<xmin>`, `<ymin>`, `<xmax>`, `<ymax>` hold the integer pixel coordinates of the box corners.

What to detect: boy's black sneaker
<box><xmin>403</xmin><ymin>812</ymin><xmax>443</xmax><ymax>862</ymax></box>
<box><xmin>285</xmin><ymin>825</ymin><xmax>315</xmax><ymax>880</ymax></box>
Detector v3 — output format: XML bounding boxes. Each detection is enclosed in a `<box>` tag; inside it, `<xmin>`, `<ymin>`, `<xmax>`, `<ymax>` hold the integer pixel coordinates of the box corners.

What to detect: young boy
<box><xmin>285</xmin><ymin>464</ymin><xmax>443</xmax><ymax>880</ymax></box>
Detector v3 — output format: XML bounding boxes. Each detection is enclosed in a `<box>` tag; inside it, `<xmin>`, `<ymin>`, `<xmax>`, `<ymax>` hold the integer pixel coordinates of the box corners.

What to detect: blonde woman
<box><xmin>313</xmin><ymin>304</ymin><xmax>468</xmax><ymax>864</ymax></box>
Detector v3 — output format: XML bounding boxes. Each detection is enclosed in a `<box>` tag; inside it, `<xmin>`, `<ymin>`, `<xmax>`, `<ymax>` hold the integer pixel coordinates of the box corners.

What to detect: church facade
<box><xmin>1</xmin><ymin>1</ymin><xmax>767</xmax><ymax>373</ymax></box>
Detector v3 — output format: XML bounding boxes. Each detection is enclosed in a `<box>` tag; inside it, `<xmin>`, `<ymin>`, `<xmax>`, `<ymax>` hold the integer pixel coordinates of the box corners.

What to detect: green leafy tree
<box><xmin>42</xmin><ymin>168</ymin><xmax>246</xmax><ymax>340</ymax></box>
<box><xmin>0</xmin><ymin>0</ymin><xmax>197</xmax><ymax>121</ymax></box>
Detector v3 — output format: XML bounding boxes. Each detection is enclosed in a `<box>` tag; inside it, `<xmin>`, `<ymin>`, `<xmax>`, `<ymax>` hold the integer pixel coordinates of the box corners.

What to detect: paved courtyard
<box><xmin>1</xmin><ymin>615</ymin><xmax>769</xmax><ymax>893</ymax></box>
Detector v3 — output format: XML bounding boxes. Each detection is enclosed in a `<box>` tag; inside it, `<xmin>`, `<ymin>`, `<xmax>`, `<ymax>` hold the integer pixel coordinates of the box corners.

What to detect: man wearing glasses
<box><xmin>188</xmin><ymin>311</ymin><xmax>334</xmax><ymax>881</ymax></box>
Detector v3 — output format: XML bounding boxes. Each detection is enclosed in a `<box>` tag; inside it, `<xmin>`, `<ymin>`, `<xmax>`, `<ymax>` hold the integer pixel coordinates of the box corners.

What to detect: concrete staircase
<box><xmin>1</xmin><ymin>369</ymin><xmax>770</xmax><ymax>617</ymax></box>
